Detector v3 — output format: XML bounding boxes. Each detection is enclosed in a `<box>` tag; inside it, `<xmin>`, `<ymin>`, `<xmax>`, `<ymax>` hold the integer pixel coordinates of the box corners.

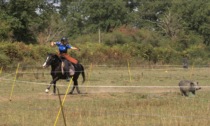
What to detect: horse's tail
<box><xmin>80</xmin><ymin>64</ymin><xmax>85</xmax><ymax>83</ymax></box>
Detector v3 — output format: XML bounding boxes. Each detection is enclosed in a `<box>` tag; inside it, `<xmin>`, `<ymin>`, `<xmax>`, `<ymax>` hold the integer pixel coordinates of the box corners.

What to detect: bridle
<box><xmin>43</xmin><ymin>54</ymin><xmax>60</xmax><ymax>68</ymax></box>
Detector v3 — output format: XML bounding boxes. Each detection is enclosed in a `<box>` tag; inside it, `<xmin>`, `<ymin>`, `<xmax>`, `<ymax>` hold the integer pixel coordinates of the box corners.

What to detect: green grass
<box><xmin>0</xmin><ymin>65</ymin><xmax>210</xmax><ymax>126</ymax></box>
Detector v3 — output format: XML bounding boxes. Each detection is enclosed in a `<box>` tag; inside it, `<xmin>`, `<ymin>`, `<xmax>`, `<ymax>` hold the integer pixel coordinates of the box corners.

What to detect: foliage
<box><xmin>0</xmin><ymin>11</ymin><xmax>13</xmax><ymax>40</ymax></box>
<box><xmin>0</xmin><ymin>53</ymin><xmax>10</xmax><ymax>66</ymax></box>
<box><xmin>0</xmin><ymin>42</ymin><xmax>54</xmax><ymax>67</ymax></box>
<box><xmin>0</xmin><ymin>1</ymin><xmax>210</xmax><ymax>66</ymax></box>
<box><xmin>171</xmin><ymin>0</ymin><xmax>210</xmax><ymax>45</ymax></box>
<box><xmin>0</xmin><ymin>0</ymin><xmax>58</xmax><ymax>43</ymax></box>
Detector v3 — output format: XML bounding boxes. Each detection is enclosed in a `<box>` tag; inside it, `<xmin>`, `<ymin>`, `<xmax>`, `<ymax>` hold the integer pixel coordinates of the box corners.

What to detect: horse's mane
<box><xmin>48</xmin><ymin>53</ymin><xmax>62</xmax><ymax>62</ymax></box>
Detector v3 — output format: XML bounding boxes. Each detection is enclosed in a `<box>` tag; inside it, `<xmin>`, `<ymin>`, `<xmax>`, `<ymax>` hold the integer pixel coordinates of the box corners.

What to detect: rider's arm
<box><xmin>67</xmin><ymin>44</ymin><xmax>80</xmax><ymax>51</ymax></box>
<box><xmin>71</xmin><ymin>46</ymin><xmax>79</xmax><ymax>50</ymax></box>
<box><xmin>50</xmin><ymin>42</ymin><xmax>56</xmax><ymax>46</ymax></box>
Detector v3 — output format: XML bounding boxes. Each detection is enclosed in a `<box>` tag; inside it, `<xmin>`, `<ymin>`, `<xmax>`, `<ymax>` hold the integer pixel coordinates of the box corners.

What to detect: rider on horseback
<box><xmin>50</xmin><ymin>37</ymin><xmax>79</xmax><ymax>81</ymax></box>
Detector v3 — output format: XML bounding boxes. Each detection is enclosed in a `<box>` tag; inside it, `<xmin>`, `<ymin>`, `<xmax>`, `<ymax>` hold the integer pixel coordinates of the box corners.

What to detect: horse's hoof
<box><xmin>45</xmin><ymin>89</ymin><xmax>49</xmax><ymax>93</ymax></box>
<box><xmin>69</xmin><ymin>92</ymin><xmax>73</xmax><ymax>95</ymax></box>
<box><xmin>49</xmin><ymin>93</ymin><xmax>56</xmax><ymax>95</ymax></box>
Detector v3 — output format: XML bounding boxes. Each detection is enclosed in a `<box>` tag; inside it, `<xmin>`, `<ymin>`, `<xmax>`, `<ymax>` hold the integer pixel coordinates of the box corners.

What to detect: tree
<box><xmin>63</xmin><ymin>0</ymin><xmax>132</xmax><ymax>37</ymax></box>
<box><xmin>0</xmin><ymin>0</ymin><xmax>12</xmax><ymax>40</ymax></box>
<box><xmin>124</xmin><ymin>0</ymin><xmax>140</xmax><ymax>12</ymax></box>
<box><xmin>157</xmin><ymin>11</ymin><xmax>182</xmax><ymax>40</ymax></box>
<box><xmin>3</xmin><ymin>0</ymin><xmax>58</xmax><ymax>43</ymax></box>
<box><xmin>85</xmin><ymin>0</ymin><xmax>131</xmax><ymax>32</ymax></box>
<box><xmin>7</xmin><ymin>0</ymin><xmax>36</xmax><ymax>42</ymax></box>
<box><xmin>136</xmin><ymin>0</ymin><xmax>172</xmax><ymax>29</ymax></box>
<box><xmin>0</xmin><ymin>10</ymin><xmax>13</xmax><ymax>40</ymax></box>
<box><xmin>173</xmin><ymin>0</ymin><xmax>210</xmax><ymax>45</ymax></box>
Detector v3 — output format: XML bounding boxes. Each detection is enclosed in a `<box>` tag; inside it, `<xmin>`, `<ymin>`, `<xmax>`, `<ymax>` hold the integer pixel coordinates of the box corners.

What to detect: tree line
<box><xmin>0</xmin><ymin>0</ymin><xmax>210</xmax><ymax>66</ymax></box>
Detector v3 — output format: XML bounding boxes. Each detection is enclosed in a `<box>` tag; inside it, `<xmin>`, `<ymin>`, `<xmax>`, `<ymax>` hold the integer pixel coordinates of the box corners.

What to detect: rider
<box><xmin>51</xmin><ymin>37</ymin><xmax>79</xmax><ymax>81</ymax></box>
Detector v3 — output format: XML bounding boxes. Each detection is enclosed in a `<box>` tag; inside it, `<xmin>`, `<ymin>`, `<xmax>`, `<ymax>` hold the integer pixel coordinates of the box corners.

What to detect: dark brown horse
<box><xmin>42</xmin><ymin>53</ymin><xmax>85</xmax><ymax>94</ymax></box>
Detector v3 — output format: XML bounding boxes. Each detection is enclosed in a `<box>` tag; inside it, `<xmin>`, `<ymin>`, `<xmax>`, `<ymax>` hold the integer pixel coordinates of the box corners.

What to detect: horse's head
<box><xmin>42</xmin><ymin>53</ymin><xmax>61</xmax><ymax>68</ymax></box>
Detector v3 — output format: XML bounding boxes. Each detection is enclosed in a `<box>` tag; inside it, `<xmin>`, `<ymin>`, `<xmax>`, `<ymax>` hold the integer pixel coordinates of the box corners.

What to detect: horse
<box><xmin>42</xmin><ymin>53</ymin><xmax>85</xmax><ymax>94</ymax></box>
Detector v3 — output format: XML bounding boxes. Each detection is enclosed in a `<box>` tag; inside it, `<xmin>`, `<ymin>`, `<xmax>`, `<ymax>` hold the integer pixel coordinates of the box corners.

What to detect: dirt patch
<box><xmin>33</xmin><ymin>87</ymin><xmax>181</xmax><ymax>103</ymax></box>
<box><xmin>79</xmin><ymin>87</ymin><xmax>179</xmax><ymax>94</ymax></box>
<box><xmin>36</xmin><ymin>91</ymin><xmax>116</xmax><ymax>102</ymax></box>
<box><xmin>0</xmin><ymin>96</ymin><xmax>9</xmax><ymax>102</ymax></box>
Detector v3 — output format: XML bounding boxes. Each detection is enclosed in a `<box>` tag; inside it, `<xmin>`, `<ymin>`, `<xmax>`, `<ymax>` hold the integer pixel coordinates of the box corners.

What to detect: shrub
<box><xmin>0</xmin><ymin>42</ymin><xmax>24</xmax><ymax>62</ymax></box>
<box><xmin>0</xmin><ymin>53</ymin><xmax>10</xmax><ymax>66</ymax></box>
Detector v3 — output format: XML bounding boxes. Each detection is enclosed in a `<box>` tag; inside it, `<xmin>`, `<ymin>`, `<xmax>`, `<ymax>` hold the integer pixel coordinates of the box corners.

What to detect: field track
<box><xmin>0</xmin><ymin>65</ymin><xmax>210</xmax><ymax>126</ymax></box>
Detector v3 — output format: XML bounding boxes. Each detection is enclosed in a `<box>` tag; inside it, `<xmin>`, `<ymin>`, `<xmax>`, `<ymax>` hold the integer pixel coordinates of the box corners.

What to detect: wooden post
<box><xmin>54</xmin><ymin>77</ymin><xmax>73</xmax><ymax>126</ymax></box>
<box><xmin>0</xmin><ymin>67</ymin><xmax>3</xmax><ymax>75</ymax></box>
<box><xmin>9</xmin><ymin>63</ymin><xmax>20</xmax><ymax>101</ymax></box>
<box><xmin>127</xmin><ymin>60</ymin><xmax>132</xmax><ymax>82</ymax></box>
<box><xmin>99</xmin><ymin>28</ymin><xmax>101</xmax><ymax>43</ymax></box>
<box><xmin>56</xmin><ymin>88</ymin><xmax>67</xmax><ymax>126</ymax></box>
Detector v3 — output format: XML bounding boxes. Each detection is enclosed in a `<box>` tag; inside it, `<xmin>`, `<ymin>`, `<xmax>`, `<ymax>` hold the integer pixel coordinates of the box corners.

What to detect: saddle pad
<box><xmin>61</xmin><ymin>62</ymin><xmax>65</xmax><ymax>75</ymax></box>
<box><xmin>69</xmin><ymin>64</ymin><xmax>75</xmax><ymax>75</ymax></box>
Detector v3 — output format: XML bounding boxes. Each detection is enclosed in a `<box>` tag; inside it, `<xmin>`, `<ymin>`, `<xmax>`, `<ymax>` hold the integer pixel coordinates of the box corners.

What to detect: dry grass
<box><xmin>0</xmin><ymin>65</ymin><xmax>210</xmax><ymax>126</ymax></box>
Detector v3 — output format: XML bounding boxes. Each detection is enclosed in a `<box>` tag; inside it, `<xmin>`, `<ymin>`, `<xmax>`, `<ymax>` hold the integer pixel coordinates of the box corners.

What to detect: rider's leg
<box><xmin>64</xmin><ymin>60</ymin><xmax>70</xmax><ymax>81</ymax></box>
<box><xmin>64</xmin><ymin>54</ymin><xmax>78</xmax><ymax>65</ymax></box>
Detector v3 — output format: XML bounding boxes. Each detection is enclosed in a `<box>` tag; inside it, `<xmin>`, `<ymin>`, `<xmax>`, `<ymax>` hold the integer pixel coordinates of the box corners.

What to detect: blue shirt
<box><xmin>55</xmin><ymin>42</ymin><xmax>72</xmax><ymax>53</ymax></box>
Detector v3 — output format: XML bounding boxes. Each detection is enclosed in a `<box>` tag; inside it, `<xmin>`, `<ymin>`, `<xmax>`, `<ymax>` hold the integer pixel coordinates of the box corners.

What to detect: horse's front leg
<box><xmin>45</xmin><ymin>76</ymin><xmax>59</xmax><ymax>94</ymax></box>
<box><xmin>45</xmin><ymin>80</ymin><xmax>54</xmax><ymax>93</ymax></box>
<box><xmin>53</xmin><ymin>82</ymin><xmax>57</xmax><ymax>95</ymax></box>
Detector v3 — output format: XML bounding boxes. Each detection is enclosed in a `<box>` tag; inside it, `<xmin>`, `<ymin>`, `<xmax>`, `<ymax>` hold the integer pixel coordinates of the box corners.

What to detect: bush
<box><xmin>0</xmin><ymin>42</ymin><xmax>24</xmax><ymax>63</ymax></box>
<box><xmin>0</xmin><ymin>53</ymin><xmax>10</xmax><ymax>66</ymax></box>
<box><xmin>103</xmin><ymin>31</ymin><xmax>134</xmax><ymax>46</ymax></box>
<box><xmin>1</xmin><ymin>27</ymin><xmax>210</xmax><ymax>66</ymax></box>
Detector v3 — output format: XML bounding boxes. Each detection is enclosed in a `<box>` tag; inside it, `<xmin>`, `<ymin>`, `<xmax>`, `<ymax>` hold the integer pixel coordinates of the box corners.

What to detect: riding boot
<box><xmin>64</xmin><ymin>60</ymin><xmax>70</xmax><ymax>82</ymax></box>
<box><xmin>65</xmin><ymin>67</ymin><xmax>70</xmax><ymax>82</ymax></box>
<box><xmin>66</xmin><ymin>73</ymin><xmax>70</xmax><ymax>82</ymax></box>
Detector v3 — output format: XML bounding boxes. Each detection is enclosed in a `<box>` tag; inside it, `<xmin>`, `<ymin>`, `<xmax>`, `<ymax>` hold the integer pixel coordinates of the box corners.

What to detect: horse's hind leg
<box><xmin>76</xmin><ymin>85</ymin><xmax>81</xmax><ymax>94</ymax></box>
<box><xmin>69</xmin><ymin>74</ymin><xmax>81</xmax><ymax>94</ymax></box>
<box><xmin>69</xmin><ymin>79</ymin><xmax>81</xmax><ymax>94</ymax></box>
<box><xmin>69</xmin><ymin>85</ymin><xmax>80</xmax><ymax>94</ymax></box>
<box><xmin>74</xmin><ymin>79</ymin><xmax>81</xmax><ymax>94</ymax></box>
<box><xmin>69</xmin><ymin>86</ymin><xmax>75</xmax><ymax>94</ymax></box>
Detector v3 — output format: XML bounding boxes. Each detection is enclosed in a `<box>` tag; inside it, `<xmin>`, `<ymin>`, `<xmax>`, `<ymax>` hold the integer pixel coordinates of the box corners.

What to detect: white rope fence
<box><xmin>0</xmin><ymin>65</ymin><xmax>209</xmax><ymax>89</ymax></box>
<box><xmin>1</xmin><ymin>77</ymin><xmax>210</xmax><ymax>89</ymax></box>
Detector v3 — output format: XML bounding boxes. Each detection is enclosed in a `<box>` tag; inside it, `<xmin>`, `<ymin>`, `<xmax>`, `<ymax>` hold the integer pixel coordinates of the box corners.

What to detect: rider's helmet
<box><xmin>61</xmin><ymin>37</ymin><xmax>68</xmax><ymax>45</ymax></box>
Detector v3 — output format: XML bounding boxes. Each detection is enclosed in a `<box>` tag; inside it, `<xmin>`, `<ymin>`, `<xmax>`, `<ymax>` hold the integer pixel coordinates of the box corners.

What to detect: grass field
<box><xmin>0</xmin><ymin>65</ymin><xmax>210</xmax><ymax>126</ymax></box>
